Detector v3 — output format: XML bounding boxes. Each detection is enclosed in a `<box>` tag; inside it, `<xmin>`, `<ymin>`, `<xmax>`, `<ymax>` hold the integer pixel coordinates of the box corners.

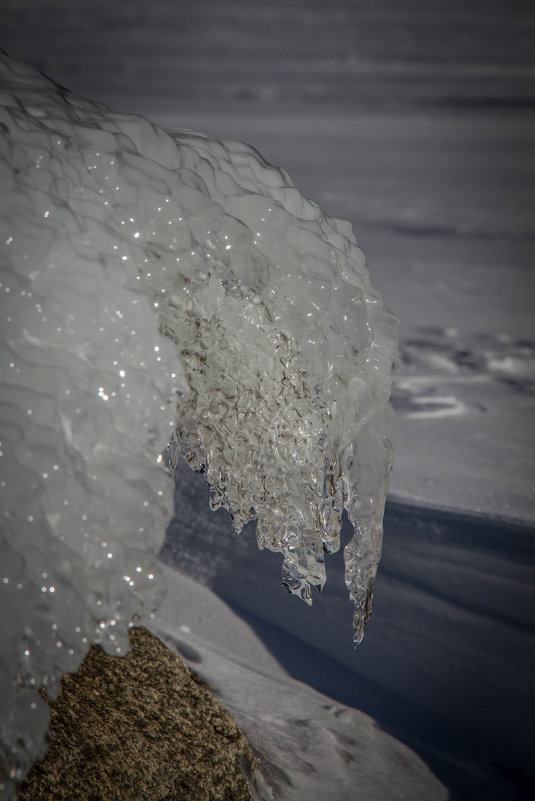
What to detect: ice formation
<box><xmin>0</xmin><ymin>52</ymin><xmax>397</xmax><ymax>793</ymax></box>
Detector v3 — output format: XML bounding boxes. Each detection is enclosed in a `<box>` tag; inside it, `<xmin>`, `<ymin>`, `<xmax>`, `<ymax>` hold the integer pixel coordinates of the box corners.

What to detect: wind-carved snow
<box><xmin>0</xmin><ymin>52</ymin><xmax>397</xmax><ymax>792</ymax></box>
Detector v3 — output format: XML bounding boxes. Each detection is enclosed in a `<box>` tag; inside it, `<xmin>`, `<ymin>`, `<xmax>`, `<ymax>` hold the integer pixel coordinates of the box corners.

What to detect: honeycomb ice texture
<box><xmin>0</xmin><ymin>52</ymin><xmax>397</xmax><ymax>792</ymax></box>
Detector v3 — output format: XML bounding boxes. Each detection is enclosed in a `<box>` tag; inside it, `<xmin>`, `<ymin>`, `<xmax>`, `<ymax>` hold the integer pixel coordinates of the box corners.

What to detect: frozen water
<box><xmin>159</xmin><ymin>130</ymin><xmax>398</xmax><ymax>632</ymax></box>
<box><xmin>0</xmin><ymin>51</ymin><xmax>396</xmax><ymax>792</ymax></box>
<box><xmin>0</xmin><ymin>55</ymin><xmax>180</xmax><ymax>792</ymax></box>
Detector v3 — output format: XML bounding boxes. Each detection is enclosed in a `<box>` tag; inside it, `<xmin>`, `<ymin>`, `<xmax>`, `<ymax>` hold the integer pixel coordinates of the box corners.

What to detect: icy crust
<box><xmin>161</xmin><ymin>132</ymin><xmax>397</xmax><ymax>633</ymax></box>
<box><xmin>0</xmin><ymin>55</ymin><xmax>181</xmax><ymax>790</ymax></box>
<box><xmin>0</xmin><ymin>53</ymin><xmax>396</xmax><ymax>790</ymax></box>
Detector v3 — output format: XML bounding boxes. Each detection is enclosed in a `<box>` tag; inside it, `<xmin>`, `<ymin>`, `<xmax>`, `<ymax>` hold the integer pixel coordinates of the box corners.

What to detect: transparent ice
<box><xmin>0</xmin><ymin>52</ymin><xmax>397</xmax><ymax>793</ymax></box>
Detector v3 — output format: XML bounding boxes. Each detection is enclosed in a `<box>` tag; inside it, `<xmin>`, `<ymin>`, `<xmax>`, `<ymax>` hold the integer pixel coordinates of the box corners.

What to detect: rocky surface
<box><xmin>17</xmin><ymin>627</ymin><xmax>254</xmax><ymax>801</ymax></box>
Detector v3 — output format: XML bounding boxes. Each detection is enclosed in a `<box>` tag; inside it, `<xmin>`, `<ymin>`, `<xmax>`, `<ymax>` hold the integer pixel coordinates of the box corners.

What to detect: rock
<box><xmin>17</xmin><ymin>627</ymin><xmax>254</xmax><ymax>801</ymax></box>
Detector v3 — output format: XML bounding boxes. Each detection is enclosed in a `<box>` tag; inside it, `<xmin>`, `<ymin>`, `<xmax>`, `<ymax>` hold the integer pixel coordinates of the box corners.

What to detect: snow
<box><xmin>152</xmin><ymin>562</ymin><xmax>447</xmax><ymax>801</ymax></box>
<box><xmin>163</xmin><ymin>459</ymin><xmax>535</xmax><ymax>799</ymax></box>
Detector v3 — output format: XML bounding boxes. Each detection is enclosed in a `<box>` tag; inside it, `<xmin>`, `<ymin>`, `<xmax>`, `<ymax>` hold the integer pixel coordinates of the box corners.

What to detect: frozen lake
<box><xmin>3</xmin><ymin>1</ymin><xmax>535</xmax><ymax>798</ymax></box>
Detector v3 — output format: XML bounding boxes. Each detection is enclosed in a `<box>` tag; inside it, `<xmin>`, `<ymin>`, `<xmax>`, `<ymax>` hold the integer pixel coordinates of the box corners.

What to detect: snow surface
<box><xmin>152</xmin><ymin>562</ymin><xmax>447</xmax><ymax>801</ymax></box>
<box><xmin>163</xmin><ymin>459</ymin><xmax>535</xmax><ymax>800</ymax></box>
